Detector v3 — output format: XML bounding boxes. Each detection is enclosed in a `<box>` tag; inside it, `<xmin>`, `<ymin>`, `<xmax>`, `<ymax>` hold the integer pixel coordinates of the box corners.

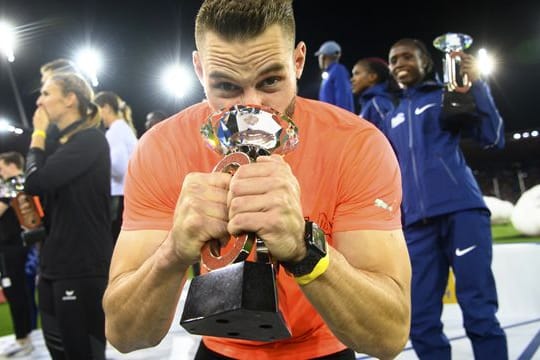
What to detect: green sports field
<box><xmin>0</xmin><ymin>223</ymin><xmax>538</xmax><ymax>337</ymax></box>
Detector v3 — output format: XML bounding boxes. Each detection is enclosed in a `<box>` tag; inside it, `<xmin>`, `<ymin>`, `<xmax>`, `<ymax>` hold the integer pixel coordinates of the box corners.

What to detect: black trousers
<box><xmin>110</xmin><ymin>195</ymin><xmax>124</xmax><ymax>245</ymax></box>
<box><xmin>0</xmin><ymin>245</ymin><xmax>33</xmax><ymax>339</ymax></box>
<box><xmin>194</xmin><ymin>340</ymin><xmax>356</xmax><ymax>359</ymax></box>
<box><xmin>38</xmin><ymin>276</ymin><xmax>107</xmax><ymax>360</ymax></box>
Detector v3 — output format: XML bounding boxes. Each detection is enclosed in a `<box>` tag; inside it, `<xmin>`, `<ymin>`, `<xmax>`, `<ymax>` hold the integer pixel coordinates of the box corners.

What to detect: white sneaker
<box><xmin>0</xmin><ymin>340</ymin><xmax>34</xmax><ymax>358</ymax></box>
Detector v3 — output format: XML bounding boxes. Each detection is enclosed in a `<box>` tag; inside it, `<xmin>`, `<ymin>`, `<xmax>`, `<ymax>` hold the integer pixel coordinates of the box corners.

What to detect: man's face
<box><xmin>193</xmin><ymin>24</ymin><xmax>306</xmax><ymax>117</ymax></box>
<box><xmin>0</xmin><ymin>160</ymin><xmax>17</xmax><ymax>180</ymax></box>
<box><xmin>388</xmin><ymin>44</ymin><xmax>426</xmax><ymax>88</ymax></box>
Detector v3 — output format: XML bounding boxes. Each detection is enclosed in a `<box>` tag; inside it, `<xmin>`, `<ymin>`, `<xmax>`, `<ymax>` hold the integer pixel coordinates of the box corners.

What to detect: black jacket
<box><xmin>25</xmin><ymin>127</ymin><xmax>113</xmax><ymax>279</ymax></box>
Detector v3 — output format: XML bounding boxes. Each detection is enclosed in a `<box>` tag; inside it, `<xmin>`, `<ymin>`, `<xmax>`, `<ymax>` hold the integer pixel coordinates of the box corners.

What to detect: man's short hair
<box><xmin>195</xmin><ymin>0</ymin><xmax>295</xmax><ymax>50</ymax></box>
<box><xmin>0</xmin><ymin>151</ymin><xmax>24</xmax><ymax>170</ymax></box>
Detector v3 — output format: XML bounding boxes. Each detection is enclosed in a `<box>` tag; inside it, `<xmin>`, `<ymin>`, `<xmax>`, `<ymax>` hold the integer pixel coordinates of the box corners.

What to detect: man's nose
<box><xmin>239</xmin><ymin>89</ymin><xmax>262</xmax><ymax>106</ymax></box>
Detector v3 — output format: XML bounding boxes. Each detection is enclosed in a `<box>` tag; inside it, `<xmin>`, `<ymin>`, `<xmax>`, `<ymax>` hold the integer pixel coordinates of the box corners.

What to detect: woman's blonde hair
<box><xmin>94</xmin><ymin>91</ymin><xmax>137</xmax><ymax>135</ymax></box>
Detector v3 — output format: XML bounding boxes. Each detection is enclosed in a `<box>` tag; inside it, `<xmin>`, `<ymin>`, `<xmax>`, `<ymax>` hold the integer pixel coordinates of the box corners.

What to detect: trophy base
<box><xmin>441</xmin><ymin>90</ymin><xmax>480</xmax><ymax>132</ymax></box>
<box><xmin>180</xmin><ymin>261</ymin><xmax>291</xmax><ymax>342</ymax></box>
<box><xmin>21</xmin><ymin>227</ymin><xmax>46</xmax><ymax>246</ymax></box>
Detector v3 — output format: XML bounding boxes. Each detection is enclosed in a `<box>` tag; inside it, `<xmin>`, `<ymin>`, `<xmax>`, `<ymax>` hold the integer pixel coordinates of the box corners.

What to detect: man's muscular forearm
<box><xmin>301</xmin><ymin>246</ymin><xmax>410</xmax><ymax>359</ymax></box>
<box><xmin>103</xmin><ymin>233</ymin><xmax>190</xmax><ymax>353</ymax></box>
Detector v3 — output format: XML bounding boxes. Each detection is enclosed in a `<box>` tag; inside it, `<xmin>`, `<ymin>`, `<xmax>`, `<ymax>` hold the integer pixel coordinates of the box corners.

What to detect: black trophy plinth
<box><xmin>180</xmin><ymin>261</ymin><xmax>291</xmax><ymax>342</ymax></box>
<box><xmin>440</xmin><ymin>90</ymin><xmax>480</xmax><ymax>132</ymax></box>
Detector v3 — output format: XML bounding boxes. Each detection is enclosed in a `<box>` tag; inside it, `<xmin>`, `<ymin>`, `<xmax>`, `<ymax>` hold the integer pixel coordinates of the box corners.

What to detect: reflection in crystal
<box><xmin>201</xmin><ymin>104</ymin><xmax>298</xmax><ymax>156</ymax></box>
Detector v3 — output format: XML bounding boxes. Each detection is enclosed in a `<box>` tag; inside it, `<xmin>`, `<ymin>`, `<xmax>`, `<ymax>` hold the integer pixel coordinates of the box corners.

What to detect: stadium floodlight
<box><xmin>0</xmin><ymin>21</ymin><xmax>15</xmax><ymax>62</ymax></box>
<box><xmin>161</xmin><ymin>64</ymin><xmax>193</xmax><ymax>99</ymax></box>
<box><xmin>513</xmin><ymin>133</ymin><xmax>521</xmax><ymax>140</ymax></box>
<box><xmin>0</xmin><ymin>118</ymin><xmax>23</xmax><ymax>134</ymax></box>
<box><xmin>522</xmin><ymin>131</ymin><xmax>530</xmax><ymax>138</ymax></box>
<box><xmin>0</xmin><ymin>23</ymin><xmax>29</xmax><ymax>127</ymax></box>
<box><xmin>75</xmin><ymin>47</ymin><xmax>103</xmax><ymax>87</ymax></box>
<box><xmin>477</xmin><ymin>48</ymin><xmax>495</xmax><ymax>76</ymax></box>
<box><xmin>531</xmin><ymin>130</ymin><xmax>539</xmax><ymax>137</ymax></box>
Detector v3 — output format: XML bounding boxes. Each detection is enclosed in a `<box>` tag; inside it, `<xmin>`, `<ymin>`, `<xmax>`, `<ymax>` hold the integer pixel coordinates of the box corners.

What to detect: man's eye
<box><xmin>215</xmin><ymin>82</ymin><xmax>240</xmax><ymax>92</ymax></box>
<box><xmin>260</xmin><ymin>77</ymin><xmax>280</xmax><ymax>87</ymax></box>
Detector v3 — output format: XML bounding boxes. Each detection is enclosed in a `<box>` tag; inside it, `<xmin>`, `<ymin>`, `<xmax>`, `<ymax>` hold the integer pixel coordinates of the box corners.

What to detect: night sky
<box><xmin>1</xmin><ymin>0</ymin><xmax>540</xmax><ymax>153</ymax></box>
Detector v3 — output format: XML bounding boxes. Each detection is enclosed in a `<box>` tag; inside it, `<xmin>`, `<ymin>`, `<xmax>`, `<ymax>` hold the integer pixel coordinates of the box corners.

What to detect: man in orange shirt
<box><xmin>103</xmin><ymin>1</ymin><xmax>411</xmax><ymax>359</ymax></box>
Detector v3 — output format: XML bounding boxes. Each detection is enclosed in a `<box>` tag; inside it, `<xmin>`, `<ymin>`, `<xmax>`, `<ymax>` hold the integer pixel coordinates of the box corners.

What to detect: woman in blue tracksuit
<box><xmin>350</xmin><ymin>57</ymin><xmax>397</xmax><ymax>130</ymax></box>
<box><xmin>380</xmin><ymin>38</ymin><xmax>508</xmax><ymax>360</ymax></box>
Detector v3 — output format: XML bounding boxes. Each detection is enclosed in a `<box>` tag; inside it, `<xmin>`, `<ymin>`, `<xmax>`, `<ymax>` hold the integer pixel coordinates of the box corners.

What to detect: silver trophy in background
<box><xmin>433</xmin><ymin>33</ymin><xmax>479</xmax><ymax>131</ymax></box>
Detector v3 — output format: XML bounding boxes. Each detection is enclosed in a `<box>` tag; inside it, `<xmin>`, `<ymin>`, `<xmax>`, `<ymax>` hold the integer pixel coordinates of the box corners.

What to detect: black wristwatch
<box><xmin>282</xmin><ymin>220</ymin><xmax>327</xmax><ymax>277</ymax></box>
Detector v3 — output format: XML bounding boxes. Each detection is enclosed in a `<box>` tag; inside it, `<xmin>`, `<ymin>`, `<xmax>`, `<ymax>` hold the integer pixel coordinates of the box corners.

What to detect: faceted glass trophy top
<box><xmin>433</xmin><ymin>33</ymin><xmax>473</xmax><ymax>52</ymax></box>
<box><xmin>201</xmin><ymin>104</ymin><xmax>299</xmax><ymax>156</ymax></box>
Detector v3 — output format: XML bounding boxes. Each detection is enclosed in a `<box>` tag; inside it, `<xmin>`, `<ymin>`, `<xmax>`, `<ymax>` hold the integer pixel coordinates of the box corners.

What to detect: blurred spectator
<box><xmin>351</xmin><ymin>57</ymin><xmax>396</xmax><ymax>129</ymax></box>
<box><xmin>0</xmin><ymin>152</ymin><xmax>35</xmax><ymax>358</ymax></box>
<box><xmin>40</xmin><ymin>59</ymin><xmax>82</xmax><ymax>156</ymax></box>
<box><xmin>24</xmin><ymin>72</ymin><xmax>113</xmax><ymax>359</ymax></box>
<box><xmin>95</xmin><ymin>91</ymin><xmax>138</xmax><ymax>243</ymax></box>
<box><xmin>145</xmin><ymin>110</ymin><xmax>167</xmax><ymax>131</ymax></box>
<box><xmin>315</xmin><ymin>40</ymin><xmax>354</xmax><ymax>112</ymax></box>
<box><xmin>40</xmin><ymin>59</ymin><xmax>80</xmax><ymax>83</ymax></box>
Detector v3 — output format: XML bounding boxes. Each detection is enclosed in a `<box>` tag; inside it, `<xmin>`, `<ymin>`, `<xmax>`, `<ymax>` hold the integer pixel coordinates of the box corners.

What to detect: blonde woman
<box><xmin>25</xmin><ymin>72</ymin><xmax>112</xmax><ymax>360</ymax></box>
<box><xmin>94</xmin><ymin>91</ymin><xmax>138</xmax><ymax>243</ymax></box>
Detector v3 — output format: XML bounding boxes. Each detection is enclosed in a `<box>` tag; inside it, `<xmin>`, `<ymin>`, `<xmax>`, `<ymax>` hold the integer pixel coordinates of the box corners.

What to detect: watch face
<box><xmin>311</xmin><ymin>222</ymin><xmax>327</xmax><ymax>256</ymax></box>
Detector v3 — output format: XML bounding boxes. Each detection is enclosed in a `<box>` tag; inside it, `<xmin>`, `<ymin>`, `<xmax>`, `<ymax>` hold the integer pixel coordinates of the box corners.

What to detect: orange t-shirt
<box><xmin>123</xmin><ymin>97</ymin><xmax>402</xmax><ymax>359</ymax></box>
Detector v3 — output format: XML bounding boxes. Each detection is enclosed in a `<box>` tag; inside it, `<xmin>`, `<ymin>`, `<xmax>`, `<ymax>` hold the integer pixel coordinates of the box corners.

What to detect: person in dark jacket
<box><xmin>24</xmin><ymin>72</ymin><xmax>113</xmax><ymax>360</ymax></box>
<box><xmin>381</xmin><ymin>38</ymin><xmax>507</xmax><ymax>360</ymax></box>
<box><xmin>350</xmin><ymin>57</ymin><xmax>396</xmax><ymax>129</ymax></box>
<box><xmin>0</xmin><ymin>152</ymin><xmax>35</xmax><ymax>358</ymax></box>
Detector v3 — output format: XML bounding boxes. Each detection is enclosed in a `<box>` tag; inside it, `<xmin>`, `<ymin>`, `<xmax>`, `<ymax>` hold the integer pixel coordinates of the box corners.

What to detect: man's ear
<box><xmin>192</xmin><ymin>50</ymin><xmax>205</xmax><ymax>86</ymax></box>
<box><xmin>293</xmin><ymin>41</ymin><xmax>307</xmax><ymax>80</ymax></box>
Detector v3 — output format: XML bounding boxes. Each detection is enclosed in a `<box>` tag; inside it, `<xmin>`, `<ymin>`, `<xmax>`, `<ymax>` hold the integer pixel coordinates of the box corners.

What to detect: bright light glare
<box><xmin>522</xmin><ymin>132</ymin><xmax>530</xmax><ymax>138</ymax></box>
<box><xmin>477</xmin><ymin>48</ymin><xmax>495</xmax><ymax>76</ymax></box>
<box><xmin>0</xmin><ymin>118</ymin><xmax>23</xmax><ymax>134</ymax></box>
<box><xmin>513</xmin><ymin>133</ymin><xmax>521</xmax><ymax>140</ymax></box>
<box><xmin>75</xmin><ymin>48</ymin><xmax>102</xmax><ymax>87</ymax></box>
<box><xmin>0</xmin><ymin>21</ymin><xmax>15</xmax><ymax>62</ymax></box>
<box><xmin>321</xmin><ymin>71</ymin><xmax>329</xmax><ymax>80</ymax></box>
<box><xmin>161</xmin><ymin>64</ymin><xmax>192</xmax><ymax>99</ymax></box>
<box><xmin>531</xmin><ymin>130</ymin><xmax>539</xmax><ymax>137</ymax></box>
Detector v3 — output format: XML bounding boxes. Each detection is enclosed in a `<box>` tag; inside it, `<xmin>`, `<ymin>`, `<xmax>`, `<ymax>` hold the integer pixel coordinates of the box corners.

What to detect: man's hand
<box><xmin>227</xmin><ymin>155</ymin><xmax>306</xmax><ymax>262</ymax></box>
<box><xmin>168</xmin><ymin>172</ymin><xmax>232</xmax><ymax>266</ymax></box>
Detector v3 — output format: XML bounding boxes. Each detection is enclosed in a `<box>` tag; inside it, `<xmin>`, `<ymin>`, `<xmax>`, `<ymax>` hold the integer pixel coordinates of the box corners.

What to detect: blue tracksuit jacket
<box><xmin>359</xmin><ymin>82</ymin><xmax>396</xmax><ymax>131</ymax></box>
<box><xmin>318</xmin><ymin>62</ymin><xmax>354</xmax><ymax>112</ymax></box>
<box><xmin>380</xmin><ymin>80</ymin><xmax>504</xmax><ymax>226</ymax></box>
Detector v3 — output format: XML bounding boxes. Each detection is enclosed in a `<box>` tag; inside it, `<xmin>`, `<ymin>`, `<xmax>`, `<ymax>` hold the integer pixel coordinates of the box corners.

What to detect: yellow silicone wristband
<box><xmin>32</xmin><ymin>129</ymin><xmax>47</xmax><ymax>139</ymax></box>
<box><xmin>294</xmin><ymin>252</ymin><xmax>330</xmax><ymax>286</ymax></box>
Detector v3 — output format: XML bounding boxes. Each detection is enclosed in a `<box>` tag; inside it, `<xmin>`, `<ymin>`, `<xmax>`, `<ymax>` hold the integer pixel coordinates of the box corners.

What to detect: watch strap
<box><xmin>281</xmin><ymin>220</ymin><xmax>328</xmax><ymax>279</ymax></box>
<box><xmin>294</xmin><ymin>252</ymin><xmax>330</xmax><ymax>285</ymax></box>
